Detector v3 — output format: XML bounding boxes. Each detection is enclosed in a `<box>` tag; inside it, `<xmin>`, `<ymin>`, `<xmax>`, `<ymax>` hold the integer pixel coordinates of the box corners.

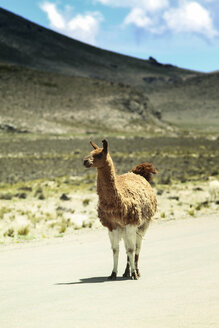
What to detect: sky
<box><xmin>1</xmin><ymin>0</ymin><xmax>219</xmax><ymax>72</ymax></box>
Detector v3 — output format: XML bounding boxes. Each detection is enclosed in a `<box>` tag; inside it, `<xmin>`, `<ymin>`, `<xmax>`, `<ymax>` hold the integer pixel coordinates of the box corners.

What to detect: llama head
<box><xmin>83</xmin><ymin>139</ymin><xmax>108</xmax><ymax>168</ymax></box>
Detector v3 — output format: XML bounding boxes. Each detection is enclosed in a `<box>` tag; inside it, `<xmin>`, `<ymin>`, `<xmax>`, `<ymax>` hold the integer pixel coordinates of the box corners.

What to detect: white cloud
<box><xmin>68</xmin><ymin>12</ymin><xmax>103</xmax><ymax>44</ymax></box>
<box><xmin>124</xmin><ymin>8</ymin><xmax>152</xmax><ymax>28</ymax></box>
<box><xmin>40</xmin><ymin>1</ymin><xmax>218</xmax><ymax>43</ymax></box>
<box><xmin>40</xmin><ymin>2</ymin><xmax>65</xmax><ymax>29</ymax></box>
<box><xmin>120</xmin><ymin>0</ymin><xmax>218</xmax><ymax>39</ymax></box>
<box><xmin>96</xmin><ymin>0</ymin><xmax>169</xmax><ymax>12</ymax></box>
<box><xmin>139</xmin><ymin>0</ymin><xmax>169</xmax><ymax>12</ymax></box>
<box><xmin>40</xmin><ymin>2</ymin><xmax>103</xmax><ymax>44</ymax></box>
<box><xmin>117</xmin><ymin>0</ymin><xmax>168</xmax><ymax>34</ymax></box>
<box><xmin>163</xmin><ymin>1</ymin><xmax>218</xmax><ymax>38</ymax></box>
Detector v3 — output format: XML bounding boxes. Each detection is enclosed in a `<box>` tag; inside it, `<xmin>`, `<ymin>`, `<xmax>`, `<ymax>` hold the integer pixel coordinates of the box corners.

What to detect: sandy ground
<box><xmin>0</xmin><ymin>213</ymin><xmax>218</xmax><ymax>328</ymax></box>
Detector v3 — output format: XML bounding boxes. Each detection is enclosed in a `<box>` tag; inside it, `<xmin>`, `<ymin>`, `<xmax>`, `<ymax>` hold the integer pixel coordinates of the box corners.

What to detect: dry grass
<box><xmin>0</xmin><ymin>176</ymin><xmax>99</xmax><ymax>244</ymax></box>
<box><xmin>0</xmin><ymin>174</ymin><xmax>218</xmax><ymax>245</ymax></box>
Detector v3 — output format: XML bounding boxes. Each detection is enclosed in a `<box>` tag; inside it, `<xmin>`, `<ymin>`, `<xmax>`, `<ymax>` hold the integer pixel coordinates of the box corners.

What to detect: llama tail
<box><xmin>131</xmin><ymin>163</ymin><xmax>158</xmax><ymax>183</ymax></box>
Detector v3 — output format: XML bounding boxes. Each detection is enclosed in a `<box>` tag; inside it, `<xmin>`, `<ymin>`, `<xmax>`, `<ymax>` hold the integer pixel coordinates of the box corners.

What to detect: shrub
<box><xmin>4</xmin><ymin>228</ymin><xmax>14</xmax><ymax>237</ymax></box>
<box><xmin>38</xmin><ymin>193</ymin><xmax>45</xmax><ymax>200</ymax></box>
<box><xmin>195</xmin><ymin>203</ymin><xmax>202</xmax><ymax>211</ymax></box>
<box><xmin>82</xmin><ymin>198</ymin><xmax>90</xmax><ymax>206</ymax></box>
<box><xmin>188</xmin><ymin>209</ymin><xmax>195</xmax><ymax>216</ymax></box>
<box><xmin>34</xmin><ymin>187</ymin><xmax>43</xmax><ymax>196</ymax></box>
<box><xmin>59</xmin><ymin>223</ymin><xmax>67</xmax><ymax>233</ymax></box>
<box><xmin>16</xmin><ymin>192</ymin><xmax>27</xmax><ymax>199</ymax></box>
<box><xmin>18</xmin><ymin>226</ymin><xmax>29</xmax><ymax>236</ymax></box>
<box><xmin>60</xmin><ymin>193</ymin><xmax>71</xmax><ymax>201</ymax></box>
<box><xmin>82</xmin><ymin>221</ymin><xmax>93</xmax><ymax>228</ymax></box>
<box><xmin>0</xmin><ymin>207</ymin><xmax>9</xmax><ymax>220</ymax></box>
<box><xmin>0</xmin><ymin>193</ymin><xmax>13</xmax><ymax>200</ymax></box>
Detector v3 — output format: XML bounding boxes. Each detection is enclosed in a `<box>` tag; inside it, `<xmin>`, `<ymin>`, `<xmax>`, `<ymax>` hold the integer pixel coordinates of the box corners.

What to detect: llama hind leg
<box><xmin>123</xmin><ymin>256</ymin><xmax>130</xmax><ymax>278</ymax></box>
<box><xmin>135</xmin><ymin>234</ymin><xmax>143</xmax><ymax>278</ymax></box>
<box><xmin>124</xmin><ymin>224</ymin><xmax>138</xmax><ymax>280</ymax></box>
<box><xmin>108</xmin><ymin>227</ymin><xmax>122</xmax><ymax>280</ymax></box>
<box><xmin>135</xmin><ymin>221</ymin><xmax>150</xmax><ymax>278</ymax></box>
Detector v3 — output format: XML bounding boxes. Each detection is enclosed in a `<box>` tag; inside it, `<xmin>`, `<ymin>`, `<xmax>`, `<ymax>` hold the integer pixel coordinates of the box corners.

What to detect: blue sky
<box><xmin>1</xmin><ymin>0</ymin><xmax>219</xmax><ymax>72</ymax></box>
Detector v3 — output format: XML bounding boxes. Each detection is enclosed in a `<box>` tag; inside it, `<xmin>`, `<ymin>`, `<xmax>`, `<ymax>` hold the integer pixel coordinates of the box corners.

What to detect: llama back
<box><xmin>115</xmin><ymin>173</ymin><xmax>157</xmax><ymax>223</ymax></box>
<box><xmin>118</xmin><ymin>172</ymin><xmax>157</xmax><ymax>212</ymax></box>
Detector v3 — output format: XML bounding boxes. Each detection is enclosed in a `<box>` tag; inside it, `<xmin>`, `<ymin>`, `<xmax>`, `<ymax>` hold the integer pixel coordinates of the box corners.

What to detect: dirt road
<box><xmin>1</xmin><ymin>214</ymin><xmax>218</xmax><ymax>328</ymax></box>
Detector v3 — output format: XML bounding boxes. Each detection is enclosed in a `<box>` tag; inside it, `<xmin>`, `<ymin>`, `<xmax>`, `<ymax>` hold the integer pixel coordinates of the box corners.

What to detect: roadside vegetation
<box><xmin>0</xmin><ymin>133</ymin><xmax>218</xmax><ymax>244</ymax></box>
<box><xmin>0</xmin><ymin>134</ymin><xmax>218</xmax><ymax>183</ymax></box>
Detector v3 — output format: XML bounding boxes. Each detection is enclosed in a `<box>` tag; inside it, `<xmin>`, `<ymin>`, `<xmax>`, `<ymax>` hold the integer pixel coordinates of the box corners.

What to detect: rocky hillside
<box><xmin>0</xmin><ymin>63</ymin><xmax>166</xmax><ymax>134</ymax></box>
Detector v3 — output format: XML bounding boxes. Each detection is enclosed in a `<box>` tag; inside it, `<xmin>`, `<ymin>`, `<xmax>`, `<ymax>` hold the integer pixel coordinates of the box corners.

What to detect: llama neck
<box><xmin>97</xmin><ymin>154</ymin><xmax>118</xmax><ymax>202</ymax></box>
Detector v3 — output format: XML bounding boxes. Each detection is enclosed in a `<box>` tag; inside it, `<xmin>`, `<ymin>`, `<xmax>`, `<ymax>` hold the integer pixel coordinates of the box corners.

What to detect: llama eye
<box><xmin>94</xmin><ymin>153</ymin><xmax>103</xmax><ymax>159</ymax></box>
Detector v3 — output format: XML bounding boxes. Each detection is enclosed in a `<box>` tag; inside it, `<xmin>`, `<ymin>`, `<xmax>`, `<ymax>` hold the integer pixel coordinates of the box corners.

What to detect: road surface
<box><xmin>1</xmin><ymin>214</ymin><xmax>219</xmax><ymax>328</ymax></box>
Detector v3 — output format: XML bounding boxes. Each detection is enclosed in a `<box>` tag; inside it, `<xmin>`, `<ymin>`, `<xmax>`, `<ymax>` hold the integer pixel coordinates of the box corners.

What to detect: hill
<box><xmin>0</xmin><ymin>7</ymin><xmax>218</xmax><ymax>135</ymax></box>
<box><xmin>0</xmin><ymin>8</ymin><xmax>197</xmax><ymax>89</ymax></box>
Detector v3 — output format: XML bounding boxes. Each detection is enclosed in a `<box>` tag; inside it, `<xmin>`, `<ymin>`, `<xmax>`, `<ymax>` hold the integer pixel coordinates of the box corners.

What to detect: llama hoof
<box><xmin>131</xmin><ymin>271</ymin><xmax>139</xmax><ymax>280</ymax></box>
<box><xmin>123</xmin><ymin>269</ymin><xmax>131</xmax><ymax>278</ymax></box>
<box><xmin>136</xmin><ymin>269</ymin><xmax>141</xmax><ymax>278</ymax></box>
<box><xmin>123</xmin><ymin>272</ymin><xmax>131</xmax><ymax>278</ymax></box>
<box><xmin>108</xmin><ymin>272</ymin><xmax>117</xmax><ymax>280</ymax></box>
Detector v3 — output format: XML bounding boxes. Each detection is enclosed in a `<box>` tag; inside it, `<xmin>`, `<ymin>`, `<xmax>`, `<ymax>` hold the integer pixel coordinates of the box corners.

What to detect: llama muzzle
<box><xmin>83</xmin><ymin>158</ymin><xmax>92</xmax><ymax>168</ymax></box>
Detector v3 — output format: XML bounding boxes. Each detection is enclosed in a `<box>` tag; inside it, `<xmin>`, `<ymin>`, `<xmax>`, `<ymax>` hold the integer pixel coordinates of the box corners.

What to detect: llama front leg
<box><xmin>124</xmin><ymin>224</ymin><xmax>138</xmax><ymax>280</ymax></box>
<box><xmin>108</xmin><ymin>227</ymin><xmax>122</xmax><ymax>280</ymax></box>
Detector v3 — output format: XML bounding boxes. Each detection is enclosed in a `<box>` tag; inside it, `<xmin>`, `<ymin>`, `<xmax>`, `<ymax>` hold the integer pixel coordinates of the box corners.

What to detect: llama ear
<box><xmin>90</xmin><ymin>140</ymin><xmax>99</xmax><ymax>149</ymax></box>
<box><xmin>102</xmin><ymin>139</ymin><xmax>108</xmax><ymax>153</ymax></box>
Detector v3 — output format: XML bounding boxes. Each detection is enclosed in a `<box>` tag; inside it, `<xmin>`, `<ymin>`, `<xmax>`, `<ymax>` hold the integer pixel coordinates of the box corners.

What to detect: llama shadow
<box><xmin>55</xmin><ymin>276</ymin><xmax>128</xmax><ymax>285</ymax></box>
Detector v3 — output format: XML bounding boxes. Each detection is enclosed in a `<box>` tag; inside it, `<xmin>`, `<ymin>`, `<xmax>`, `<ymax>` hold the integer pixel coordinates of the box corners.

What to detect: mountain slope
<box><xmin>149</xmin><ymin>72</ymin><xmax>219</xmax><ymax>132</ymax></box>
<box><xmin>0</xmin><ymin>8</ymin><xmax>198</xmax><ymax>89</ymax></box>
<box><xmin>0</xmin><ymin>63</ymin><xmax>166</xmax><ymax>134</ymax></box>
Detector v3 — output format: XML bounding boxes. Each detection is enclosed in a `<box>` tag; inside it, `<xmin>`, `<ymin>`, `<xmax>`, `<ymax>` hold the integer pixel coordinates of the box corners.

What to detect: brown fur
<box><xmin>131</xmin><ymin>163</ymin><xmax>158</xmax><ymax>183</ymax></box>
<box><xmin>84</xmin><ymin>140</ymin><xmax>158</xmax><ymax>231</ymax></box>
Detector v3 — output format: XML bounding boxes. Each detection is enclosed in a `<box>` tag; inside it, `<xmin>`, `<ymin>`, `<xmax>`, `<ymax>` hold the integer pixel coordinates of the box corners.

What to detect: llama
<box><xmin>209</xmin><ymin>179</ymin><xmax>219</xmax><ymax>202</ymax></box>
<box><xmin>83</xmin><ymin>139</ymin><xmax>158</xmax><ymax>280</ymax></box>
